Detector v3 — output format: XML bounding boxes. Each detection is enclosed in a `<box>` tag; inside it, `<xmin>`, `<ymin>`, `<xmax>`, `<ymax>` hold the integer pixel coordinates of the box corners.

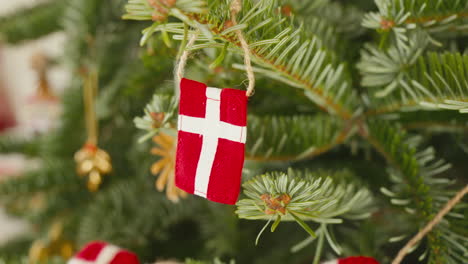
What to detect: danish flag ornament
<box><xmin>323</xmin><ymin>256</ymin><xmax>380</xmax><ymax>264</ymax></box>
<box><xmin>67</xmin><ymin>241</ymin><xmax>140</xmax><ymax>264</ymax></box>
<box><xmin>175</xmin><ymin>78</ymin><xmax>248</xmax><ymax>204</ymax></box>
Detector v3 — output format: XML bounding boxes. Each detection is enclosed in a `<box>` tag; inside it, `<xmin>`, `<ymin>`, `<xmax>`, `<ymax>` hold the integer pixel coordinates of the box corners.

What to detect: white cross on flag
<box><xmin>175</xmin><ymin>78</ymin><xmax>247</xmax><ymax>204</ymax></box>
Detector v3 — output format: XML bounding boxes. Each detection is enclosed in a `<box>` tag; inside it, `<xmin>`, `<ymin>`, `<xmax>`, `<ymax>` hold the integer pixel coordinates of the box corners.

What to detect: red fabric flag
<box><xmin>68</xmin><ymin>241</ymin><xmax>140</xmax><ymax>264</ymax></box>
<box><xmin>175</xmin><ymin>78</ymin><xmax>247</xmax><ymax>204</ymax></box>
<box><xmin>323</xmin><ymin>256</ymin><xmax>379</xmax><ymax>264</ymax></box>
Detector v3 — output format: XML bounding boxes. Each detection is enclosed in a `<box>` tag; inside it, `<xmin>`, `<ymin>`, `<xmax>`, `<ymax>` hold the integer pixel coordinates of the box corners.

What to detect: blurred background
<box><xmin>0</xmin><ymin>0</ymin><xmax>67</xmax><ymax>247</ymax></box>
<box><xmin>0</xmin><ymin>0</ymin><xmax>467</xmax><ymax>263</ymax></box>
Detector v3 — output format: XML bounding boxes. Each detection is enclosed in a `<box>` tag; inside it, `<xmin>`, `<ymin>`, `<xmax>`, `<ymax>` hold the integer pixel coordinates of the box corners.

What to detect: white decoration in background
<box><xmin>0</xmin><ymin>208</ymin><xmax>30</xmax><ymax>246</ymax></box>
<box><xmin>0</xmin><ymin>154</ymin><xmax>39</xmax><ymax>245</ymax></box>
<box><xmin>1</xmin><ymin>31</ymin><xmax>68</xmax><ymax>128</ymax></box>
<box><xmin>23</xmin><ymin>96</ymin><xmax>62</xmax><ymax>135</ymax></box>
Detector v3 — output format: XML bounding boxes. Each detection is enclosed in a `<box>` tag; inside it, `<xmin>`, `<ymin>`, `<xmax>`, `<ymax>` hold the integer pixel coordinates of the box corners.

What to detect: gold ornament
<box><xmin>74</xmin><ymin>143</ymin><xmax>112</xmax><ymax>192</ymax></box>
<box><xmin>29</xmin><ymin>222</ymin><xmax>75</xmax><ymax>263</ymax></box>
<box><xmin>151</xmin><ymin>132</ymin><xmax>187</xmax><ymax>202</ymax></box>
<box><xmin>75</xmin><ymin>69</ymin><xmax>112</xmax><ymax>191</ymax></box>
<box><xmin>29</xmin><ymin>240</ymin><xmax>49</xmax><ymax>263</ymax></box>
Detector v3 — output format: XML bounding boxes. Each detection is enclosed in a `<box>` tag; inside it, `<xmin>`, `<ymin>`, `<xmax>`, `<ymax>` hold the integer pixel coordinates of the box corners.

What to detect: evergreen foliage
<box><xmin>0</xmin><ymin>0</ymin><xmax>65</xmax><ymax>44</ymax></box>
<box><xmin>0</xmin><ymin>0</ymin><xmax>467</xmax><ymax>263</ymax></box>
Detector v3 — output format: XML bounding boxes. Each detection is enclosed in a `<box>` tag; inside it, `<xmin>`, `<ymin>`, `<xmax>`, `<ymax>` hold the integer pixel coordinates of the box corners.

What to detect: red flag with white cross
<box><xmin>175</xmin><ymin>78</ymin><xmax>247</xmax><ymax>204</ymax></box>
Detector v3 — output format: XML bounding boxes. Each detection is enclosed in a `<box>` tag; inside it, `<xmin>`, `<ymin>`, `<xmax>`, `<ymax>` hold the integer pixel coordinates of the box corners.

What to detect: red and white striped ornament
<box><xmin>67</xmin><ymin>241</ymin><xmax>140</xmax><ymax>264</ymax></box>
<box><xmin>175</xmin><ymin>78</ymin><xmax>247</xmax><ymax>205</ymax></box>
<box><xmin>323</xmin><ymin>256</ymin><xmax>379</xmax><ymax>264</ymax></box>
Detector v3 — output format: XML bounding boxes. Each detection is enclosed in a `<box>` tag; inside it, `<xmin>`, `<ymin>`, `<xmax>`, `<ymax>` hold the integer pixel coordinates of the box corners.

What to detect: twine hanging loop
<box><xmin>230</xmin><ymin>0</ymin><xmax>255</xmax><ymax>97</ymax></box>
<box><xmin>176</xmin><ymin>0</ymin><xmax>255</xmax><ymax>97</ymax></box>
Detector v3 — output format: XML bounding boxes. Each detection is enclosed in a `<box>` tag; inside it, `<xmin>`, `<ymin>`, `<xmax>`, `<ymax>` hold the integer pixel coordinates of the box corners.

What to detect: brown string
<box><xmin>230</xmin><ymin>0</ymin><xmax>255</xmax><ymax>97</ymax></box>
<box><xmin>391</xmin><ymin>184</ymin><xmax>468</xmax><ymax>264</ymax></box>
<box><xmin>176</xmin><ymin>31</ymin><xmax>199</xmax><ymax>82</ymax></box>
<box><xmin>175</xmin><ymin>0</ymin><xmax>255</xmax><ymax>97</ymax></box>
<box><xmin>83</xmin><ymin>70</ymin><xmax>99</xmax><ymax>145</ymax></box>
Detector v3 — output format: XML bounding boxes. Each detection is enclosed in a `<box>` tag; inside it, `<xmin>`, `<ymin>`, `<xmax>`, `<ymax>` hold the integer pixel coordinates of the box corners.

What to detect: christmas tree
<box><xmin>1</xmin><ymin>0</ymin><xmax>467</xmax><ymax>263</ymax></box>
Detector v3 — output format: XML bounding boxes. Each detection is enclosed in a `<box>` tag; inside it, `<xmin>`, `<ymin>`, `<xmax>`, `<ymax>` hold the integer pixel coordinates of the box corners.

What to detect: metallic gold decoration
<box><xmin>28</xmin><ymin>222</ymin><xmax>75</xmax><ymax>263</ymax></box>
<box><xmin>75</xmin><ymin>68</ymin><xmax>112</xmax><ymax>191</ymax></box>
<box><xmin>74</xmin><ymin>143</ymin><xmax>112</xmax><ymax>192</ymax></box>
<box><xmin>29</xmin><ymin>241</ymin><xmax>49</xmax><ymax>263</ymax></box>
<box><xmin>151</xmin><ymin>132</ymin><xmax>187</xmax><ymax>202</ymax></box>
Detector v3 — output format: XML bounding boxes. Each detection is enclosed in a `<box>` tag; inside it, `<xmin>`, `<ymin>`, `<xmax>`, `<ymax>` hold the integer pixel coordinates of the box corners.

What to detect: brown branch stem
<box><xmin>364</xmin><ymin>97</ymin><xmax>468</xmax><ymax>117</ymax></box>
<box><xmin>392</xmin><ymin>184</ymin><xmax>468</xmax><ymax>264</ymax></box>
<box><xmin>364</xmin><ymin>128</ymin><xmax>447</xmax><ymax>263</ymax></box>
<box><xmin>405</xmin><ymin>11</ymin><xmax>468</xmax><ymax>24</ymax></box>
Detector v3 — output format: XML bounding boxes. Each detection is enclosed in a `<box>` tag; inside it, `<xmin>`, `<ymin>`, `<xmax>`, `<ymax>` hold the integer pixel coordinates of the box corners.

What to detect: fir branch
<box><xmin>0</xmin><ymin>0</ymin><xmax>65</xmax><ymax>44</ymax></box>
<box><xmin>392</xmin><ymin>184</ymin><xmax>468</xmax><ymax>264</ymax></box>
<box><xmin>245</xmin><ymin>115</ymin><xmax>349</xmax><ymax>161</ymax></box>
<box><xmin>394</xmin><ymin>110</ymin><xmax>468</xmax><ymax>131</ymax></box>
<box><xmin>236</xmin><ymin>169</ymin><xmax>373</xmax><ymax>223</ymax></box>
<box><xmin>360</xmin><ymin>35</ymin><xmax>468</xmax><ymax>115</ymax></box>
<box><xmin>289</xmin><ymin>1</ymin><xmax>366</xmax><ymax>39</ymax></box>
<box><xmin>283</xmin><ymin>0</ymin><xmax>329</xmax><ymax>14</ymax></box>
<box><xmin>134</xmin><ymin>93</ymin><xmax>178</xmax><ymax>142</ymax></box>
<box><xmin>403</xmin><ymin>120</ymin><xmax>468</xmax><ymax>131</ymax></box>
<box><xmin>123</xmin><ymin>0</ymin><xmax>358</xmax><ymax>119</ymax></box>
<box><xmin>236</xmin><ymin>169</ymin><xmax>374</xmax><ymax>243</ymax></box>
<box><xmin>363</xmin><ymin>0</ymin><xmax>468</xmax><ymax>38</ymax></box>
<box><xmin>366</xmin><ymin>120</ymin><xmax>467</xmax><ymax>263</ymax></box>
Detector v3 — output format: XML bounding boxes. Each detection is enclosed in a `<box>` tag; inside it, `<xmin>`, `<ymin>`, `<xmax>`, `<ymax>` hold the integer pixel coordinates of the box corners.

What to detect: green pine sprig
<box><xmin>246</xmin><ymin>114</ymin><xmax>349</xmax><ymax>161</ymax></box>
<box><xmin>236</xmin><ymin>169</ymin><xmax>374</xmax><ymax>244</ymax></box>
<box><xmin>134</xmin><ymin>93</ymin><xmax>178</xmax><ymax>142</ymax></box>
<box><xmin>359</xmin><ymin>31</ymin><xmax>468</xmax><ymax>115</ymax></box>
<box><xmin>123</xmin><ymin>0</ymin><xmax>358</xmax><ymax>119</ymax></box>
<box><xmin>363</xmin><ymin>0</ymin><xmax>468</xmax><ymax>43</ymax></box>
